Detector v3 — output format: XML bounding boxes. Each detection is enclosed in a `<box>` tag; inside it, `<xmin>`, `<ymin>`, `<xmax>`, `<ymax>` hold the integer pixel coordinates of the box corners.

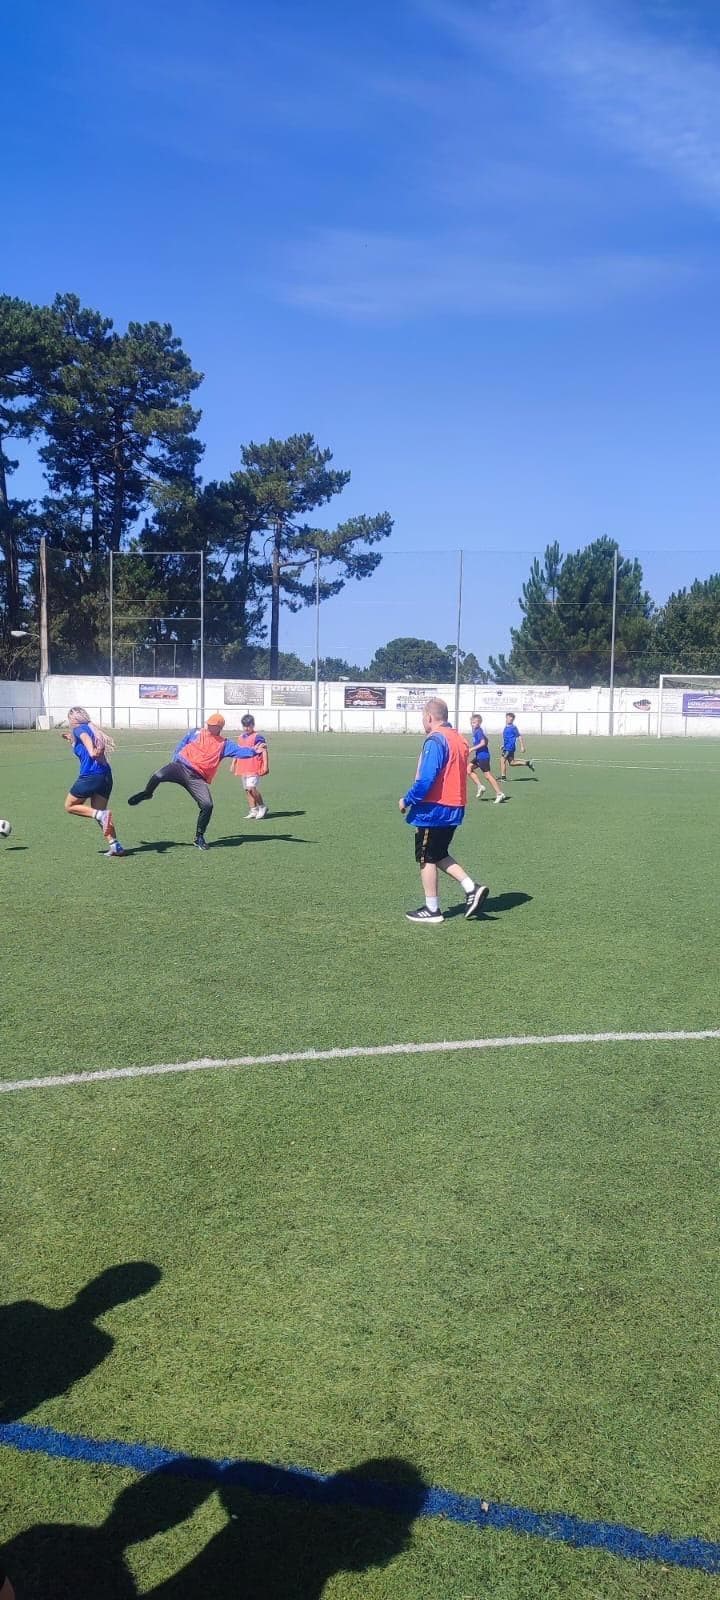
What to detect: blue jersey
<box><xmin>72</xmin><ymin>722</ymin><xmax>111</xmax><ymax>780</ymax></box>
<box><xmin>472</xmin><ymin>726</ymin><xmax>489</xmax><ymax>754</ymax></box>
<box><xmin>502</xmin><ymin>723</ymin><xmax>521</xmax><ymax>753</ymax></box>
<box><xmin>402</xmin><ymin>729</ymin><xmax>466</xmax><ymax>828</ymax></box>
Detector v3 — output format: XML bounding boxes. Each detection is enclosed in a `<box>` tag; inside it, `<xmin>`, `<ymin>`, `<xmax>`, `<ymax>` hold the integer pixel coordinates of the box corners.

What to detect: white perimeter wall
<box><xmin>0</xmin><ymin>675</ymin><xmax>718</xmax><ymax>736</ymax></box>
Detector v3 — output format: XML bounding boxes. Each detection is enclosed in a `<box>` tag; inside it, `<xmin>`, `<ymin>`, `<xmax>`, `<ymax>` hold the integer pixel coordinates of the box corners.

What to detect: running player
<box><xmin>62</xmin><ymin>707</ymin><xmax>125</xmax><ymax>857</ymax></box>
<box><xmin>468</xmin><ymin>714</ymin><xmax>506</xmax><ymax>803</ymax></box>
<box><xmin>500</xmin><ymin>712</ymin><xmax>535</xmax><ymax>779</ymax></box>
<box><xmin>231</xmin><ymin>713</ymin><xmax>269</xmax><ymax>819</ymax></box>
<box><xmin>127</xmin><ymin>713</ymin><xmax>258</xmax><ymax>849</ymax></box>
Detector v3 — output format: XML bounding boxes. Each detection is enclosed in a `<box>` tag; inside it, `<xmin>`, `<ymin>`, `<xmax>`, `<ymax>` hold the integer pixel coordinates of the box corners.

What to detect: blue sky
<box><xmin>5</xmin><ymin>0</ymin><xmax>720</xmax><ymax>671</ymax></box>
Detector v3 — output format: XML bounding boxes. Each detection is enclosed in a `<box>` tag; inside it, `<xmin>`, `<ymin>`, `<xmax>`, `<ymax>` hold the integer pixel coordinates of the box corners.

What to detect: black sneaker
<box><xmin>465</xmin><ymin>884</ymin><xmax>489</xmax><ymax>919</ymax></box>
<box><xmin>194</xmin><ymin>834</ymin><xmax>208</xmax><ymax>851</ymax></box>
<box><xmin>527</xmin><ymin>760</ymin><xmax>535</xmax><ymax>772</ymax></box>
<box><xmin>405</xmin><ymin>906</ymin><xmax>444</xmax><ymax>925</ymax></box>
<box><xmin>128</xmin><ymin>790</ymin><xmax>151</xmax><ymax>806</ymax></box>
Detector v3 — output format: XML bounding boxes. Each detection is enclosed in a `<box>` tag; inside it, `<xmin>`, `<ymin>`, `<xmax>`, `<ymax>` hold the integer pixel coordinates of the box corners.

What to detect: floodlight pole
<box><xmin>109</xmin><ymin>550</ymin><xmax>115</xmax><ymax>727</ymax></box>
<box><xmin>454</xmin><ymin>549</ymin><xmax>464</xmax><ymax>728</ymax></box>
<box><xmin>314</xmin><ymin>547</ymin><xmax>321</xmax><ymax>735</ymax></box>
<box><xmin>199</xmin><ymin>549</ymin><xmax>205</xmax><ymax>725</ymax></box>
<box><xmin>608</xmin><ymin>545</ymin><xmax>618</xmax><ymax>737</ymax></box>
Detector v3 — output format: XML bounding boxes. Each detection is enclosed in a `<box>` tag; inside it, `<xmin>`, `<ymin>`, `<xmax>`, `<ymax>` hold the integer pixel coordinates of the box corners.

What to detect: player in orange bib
<box><xmin>399</xmin><ymin>697</ymin><xmax>489</xmax><ymax>924</ymax></box>
<box><xmin>127</xmin><ymin>713</ymin><xmax>258</xmax><ymax>849</ymax></box>
<box><xmin>231</xmin><ymin>713</ymin><xmax>269</xmax><ymax>819</ymax></box>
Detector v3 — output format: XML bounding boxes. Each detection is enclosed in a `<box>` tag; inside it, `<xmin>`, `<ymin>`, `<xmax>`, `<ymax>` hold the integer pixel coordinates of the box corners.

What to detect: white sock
<box><xmin>425</xmin><ymin>895</ymin><xmax>440</xmax><ymax>913</ymax></box>
<box><xmin>460</xmin><ymin>875</ymin><xmax>475</xmax><ymax>894</ymax></box>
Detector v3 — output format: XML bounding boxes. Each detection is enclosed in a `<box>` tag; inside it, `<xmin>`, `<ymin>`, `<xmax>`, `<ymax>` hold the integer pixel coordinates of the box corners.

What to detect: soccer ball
<box><xmin>0</xmin><ymin>820</ymin><xmax>12</xmax><ymax>838</ymax></box>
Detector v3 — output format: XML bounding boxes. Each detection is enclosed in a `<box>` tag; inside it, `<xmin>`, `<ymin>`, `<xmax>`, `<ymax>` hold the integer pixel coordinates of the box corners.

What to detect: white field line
<box><xmin>1</xmin><ymin>1029</ymin><xmax>718</xmax><ymax>1096</ymax></box>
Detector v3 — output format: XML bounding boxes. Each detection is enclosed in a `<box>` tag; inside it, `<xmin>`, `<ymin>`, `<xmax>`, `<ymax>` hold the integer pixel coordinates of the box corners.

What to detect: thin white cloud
<box><xmin>280</xmin><ymin>227</ymin><xmax>695</xmax><ymax>320</ymax></box>
<box><xmin>426</xmin><ymin>0</ymin><xmax>720</xmax><ymax>205</ymax></box>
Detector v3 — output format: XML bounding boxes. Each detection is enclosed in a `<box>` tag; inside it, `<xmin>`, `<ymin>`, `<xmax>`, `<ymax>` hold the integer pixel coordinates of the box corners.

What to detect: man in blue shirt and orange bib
<box><xmin>399</xmin><ymin>698</ymin><xmax>489</xmax><ymax>925</ymax></box>
<box><xmin>127</xmin><ymin>713</ymin><xmax>258</xmax><ymax>849</ymax></box>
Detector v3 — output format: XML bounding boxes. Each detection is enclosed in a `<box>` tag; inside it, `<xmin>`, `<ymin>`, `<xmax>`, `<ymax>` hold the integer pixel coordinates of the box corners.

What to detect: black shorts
<box><xmin>414</xmin><ymin>825</ymin><xmax>456</xmax><ymax>866</ymax></box>
<box><xmin>471</xmin><ymin>754</ymin><xmax>491</xmax><ymax>771</ymax></box>
<box><xmin>70</xmin><ymin>772</ymin><xmax>113</xmax><ymax>801</ymax></box>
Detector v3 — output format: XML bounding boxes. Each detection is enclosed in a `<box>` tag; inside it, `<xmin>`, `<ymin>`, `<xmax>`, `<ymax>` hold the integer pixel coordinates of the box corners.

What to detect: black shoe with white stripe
<box><xmin>465</xmin><ymin>884</ymin><xmax>489</xmax><ymax>919</ymax></box>
<box><xmin>405</xmin><ymin>905</ymin><xmax>444</xmax><ymax>925</ymax></box>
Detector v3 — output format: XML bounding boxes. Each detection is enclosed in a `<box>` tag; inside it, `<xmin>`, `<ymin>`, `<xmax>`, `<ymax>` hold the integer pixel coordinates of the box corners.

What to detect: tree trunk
<box><xmin>269</xmin><ymin>520</ymin><xmax>282</xmax><ymax>679</ymax></box>
<box><xmin>0</xmin><ymin>437</ymin><xmax>22</xmax><ymax>634</ymax></box>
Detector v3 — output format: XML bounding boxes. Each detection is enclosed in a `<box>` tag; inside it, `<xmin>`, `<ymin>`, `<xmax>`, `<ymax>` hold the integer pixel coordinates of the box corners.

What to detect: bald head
<box><xmin>423</xmin><ymin>697</ymin><xmax>449</xmax><ymax>729</ymax></box>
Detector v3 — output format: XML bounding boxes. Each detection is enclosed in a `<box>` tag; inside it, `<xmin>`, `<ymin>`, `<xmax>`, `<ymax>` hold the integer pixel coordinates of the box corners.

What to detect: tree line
<box><xmin>1</xmin><ymin>294</ymin><xmax>717</xmax><ymax>685</ymax></box>
<box><xmin>0</xmin><ymin>293</ymin><xmax>392</xmax><ymax>679</ymax></box>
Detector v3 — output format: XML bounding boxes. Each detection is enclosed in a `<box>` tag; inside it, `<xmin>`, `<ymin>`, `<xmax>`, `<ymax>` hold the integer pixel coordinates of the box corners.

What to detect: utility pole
<box><xmin>39</xmin><ymin>536</ymin><xmax>49</xmax><ymax>680</ymax></box>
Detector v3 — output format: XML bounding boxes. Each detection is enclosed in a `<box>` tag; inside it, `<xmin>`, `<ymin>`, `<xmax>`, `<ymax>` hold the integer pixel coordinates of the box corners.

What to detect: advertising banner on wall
<box><xmin>270</xmin><ymin>683</ymin><xmax>313</xmax><ymax>706</ymax></box>
<box><xmin>344</xmin><ymin>685</ymin><xmax>387</xmax><ymax>708</ymax></box>
<box><xmin>683</xmin><ymin>692</ymin><xmax>720</xmax><ymax>718</ymax></box>
<box><xmin>224</xmin><ymin>682</ymin><xmax>265</xmax><ymax>705</ymax></box>
<box><xmin>394</xmin><ymin>686</ymin><xmax>437</xmax><ymax>709</ymax></box>
<box><xmin>139</xmin><ymin>683</ymin><xmax>179</xmax><ymax>700</ymax></box>
<box><xmin>473</xmin><ymin>686</ymin><xmax>569</xmax><ymax>713</ymax></box>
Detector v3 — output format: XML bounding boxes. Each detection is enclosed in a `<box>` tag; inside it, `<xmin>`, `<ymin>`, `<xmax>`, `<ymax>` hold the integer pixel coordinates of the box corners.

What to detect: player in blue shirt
<box><xmin>500</xmin><ymin>712</ymin><xmax>535</xmax><ymax>780</ymax></box>
<box><xmin>62</xmin><ymin>706</ymin><xmax>125</xmax><ymax>856</ymax></box>
<box><xmin>468</xmin><ymin>715</ymin><xmax>506</xmax><ymax>803</ymax></box>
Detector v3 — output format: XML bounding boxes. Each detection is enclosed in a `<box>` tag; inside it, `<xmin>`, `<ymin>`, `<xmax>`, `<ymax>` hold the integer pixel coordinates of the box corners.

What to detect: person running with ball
<box><xmin>62</xmin><ymin>707</ymin><xmax>125</xmax><ymax>857</ymax></box>
<box><xmin>399</xmin><ymin>698</ymin><xmax>489</xmax><ymax>925</ymax></box>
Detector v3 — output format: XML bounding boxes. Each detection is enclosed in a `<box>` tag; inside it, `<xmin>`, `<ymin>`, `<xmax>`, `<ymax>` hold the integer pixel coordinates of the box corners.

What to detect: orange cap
<box><xmin>207</xmin><ymin>712</ymin><xmax>225</xmax><ymax>730</ymax></box>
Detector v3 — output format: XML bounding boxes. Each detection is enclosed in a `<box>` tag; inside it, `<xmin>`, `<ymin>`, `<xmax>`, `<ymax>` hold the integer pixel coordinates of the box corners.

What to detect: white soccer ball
<box><xmin>0</xmin><ymin>820</ymin><xmax>12</xmax><ymax>837</ymax></box>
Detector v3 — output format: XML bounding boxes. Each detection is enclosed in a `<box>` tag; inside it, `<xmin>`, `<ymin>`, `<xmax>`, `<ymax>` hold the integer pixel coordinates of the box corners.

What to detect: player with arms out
<box><xmin>468</xmin><ymin>714</ymin><xmax>506</xmax><ymax>803</ymax></box>
<box><xmin>62</xmin><ymin>707</ymin><xmax>125</xmax><ymax>857</ymax></box>
<box><xmin>399</xmin><ymin>697</ymin><xmax>489</xmax><ymax>925</ymax></box>
<box><xmin>128</xmin><ymin>712</ymin><xmax>258</xmax><ymax>849</ymax></box>
<box><xmin>500</xmin><ymin>712</ymin><xmax>535</xmax><ymax>780</ymax></box>
<box><xmin>232</xmin><ymin>713</ymin><xmax>269</xmax><ymax>818</ymax></box>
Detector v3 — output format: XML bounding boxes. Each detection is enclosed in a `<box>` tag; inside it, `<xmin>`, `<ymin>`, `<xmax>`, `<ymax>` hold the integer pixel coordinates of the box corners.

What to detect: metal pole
<box><xmin>109</xmin><ymin>551</ymin><xmax>115</xmax><ymax>727</ymax></box>
<box><xmin>314</xmin><ymin>547</ymin><xmax>320</xmax><ymax>735</ymax></box>
<box><xmin>454</xmin><ymin>549</ymin><xmax>464</xmax><ymax>727</ymax></box>
<box><xmin>39</xmin><ymin>536</ymin><xmax>49</xmax><ymax>680</ymax></box>
<box><xmin>608</xmin><ymin>546</ymin><xmax>618</xmax><ymax>737</ymax></box>
<box><xmin>199</xmin><ymin>550</ymin><xmax>205</xmax><ymax>724</ymax></box>
<box><xmin>657</xmin><ymin>673</ymin><xmax>664</xmax><ymax>739</ymax></box>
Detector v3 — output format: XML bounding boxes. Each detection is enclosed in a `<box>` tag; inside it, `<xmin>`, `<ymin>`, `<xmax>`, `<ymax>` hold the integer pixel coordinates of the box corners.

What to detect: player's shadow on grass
<box><xmin>0</xmin><ymin>1261</ymin><xmax>161</xmax><ymax>1423</ymax></box>
<box><xmin>1</xmin><ymin>1455</ymin><xmax>426</xmax><ymax>1599</ymax></box>
<box><xmin>122</xmin><ymin>840</ymin><xmax>192</xmax><ymax>854</ymax></box>
<box><xmin>210</xmin><ymin>833</ymin><xmax>317</xmax><ymax>848</ymax></box>
<box><xmin>444</xmin><ymin>890</ymin><xmax>533</xmax><ymax>921</ymax></box>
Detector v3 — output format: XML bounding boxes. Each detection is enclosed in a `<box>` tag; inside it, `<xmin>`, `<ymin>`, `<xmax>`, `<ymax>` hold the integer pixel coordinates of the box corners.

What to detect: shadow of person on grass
<box><xmin>1</xmin><ymin>1455</ymin><xmax>426</xmax><ymax>1600</ymax></box>
<box><xmin>443</xmin><ymin>890</ymin><xmax>533</xmax><ymax>921</ymax></box>
<box><xmin>147</xmin><ymin>1455</ymin><xmax>427</xmax><ymax>1599</ymax></box>
<box><xmin>0</xmin><ymin>1463</ymin><xmax>209</xmax><ymax>1600</ymax></box>
<box><xmin>209</xmin><ymin>834</ymin><xmax>316</xmax><ymax>849</ymax></box>
<box><xmin>0</xmin><ymin>1262</ymin><xmax>161</xmax><ymax>1423</ymax></box>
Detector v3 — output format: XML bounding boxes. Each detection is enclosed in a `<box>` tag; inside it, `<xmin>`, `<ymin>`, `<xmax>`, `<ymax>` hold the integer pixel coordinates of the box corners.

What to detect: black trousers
<box><xmin>147</xmin><ymin>761</ymin><xmax>213</xmax><ymax>835</ymax></box>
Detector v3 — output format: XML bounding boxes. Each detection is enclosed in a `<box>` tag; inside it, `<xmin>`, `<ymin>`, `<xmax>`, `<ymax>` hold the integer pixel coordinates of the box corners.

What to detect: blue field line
<box><xmin>1</xmin><ymin>1420</ymin><xmax>718</xmax><ymax>1575</ymax></box>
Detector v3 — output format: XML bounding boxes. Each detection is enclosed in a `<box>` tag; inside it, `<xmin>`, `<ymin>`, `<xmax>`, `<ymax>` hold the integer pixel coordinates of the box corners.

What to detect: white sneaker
<box><xmin>494</xmin><ymin>793</ymin><xmax>507</xmax><ymax>804</ymax></box>
<box><xmin>476</xmin><ymin>785</ymin><xmax>485</xmax><ymax>798</ymax></box>
<box><xmin>245</xmin><ymin>808</ymin><xmax>258</xmax><ymax>819</ymax></box>
<box><xmin>104</xmin><ymin>840</ymin><xmax>126</xmax><ymax>856</ymax></box>
<box><xmin>255</xmin><ymin>805</ymin><xmax>268</xmax><ymax>819</ymax></box>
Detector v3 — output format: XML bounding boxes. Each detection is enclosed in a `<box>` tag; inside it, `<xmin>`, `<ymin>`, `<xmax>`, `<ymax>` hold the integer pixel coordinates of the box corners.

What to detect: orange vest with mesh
<box><xmin>422</xmin><ymin>725</ymin><xmax>469</xmax><ymax>808</ymax></box>
<box><xmin>231</xmin><ymin>731</ymin><xmax>268</xmax><ymax>778</ymax></box>
<box><xmin>178</xmin><ymin>729</ymin><xmax>227</xmax><ymax>783</ymax></box>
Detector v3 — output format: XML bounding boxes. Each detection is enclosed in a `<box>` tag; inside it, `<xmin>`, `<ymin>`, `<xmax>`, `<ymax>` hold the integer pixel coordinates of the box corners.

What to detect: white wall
<box><xmin>2</xmin><ymin>675</ymin><xmax>719</xmax><ymax>736</ymax></box>
<box><xmin>0</xmin><ymin>680</ymin><xmax>41</xmax><ymax>729</ymax></box>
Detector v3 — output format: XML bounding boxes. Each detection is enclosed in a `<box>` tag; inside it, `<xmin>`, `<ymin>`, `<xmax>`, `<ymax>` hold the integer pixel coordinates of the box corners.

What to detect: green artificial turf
<box><xmin>1</xmin><ymin>733</ymin><xmax>719</xmax><ymax>1596</ymax></box>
